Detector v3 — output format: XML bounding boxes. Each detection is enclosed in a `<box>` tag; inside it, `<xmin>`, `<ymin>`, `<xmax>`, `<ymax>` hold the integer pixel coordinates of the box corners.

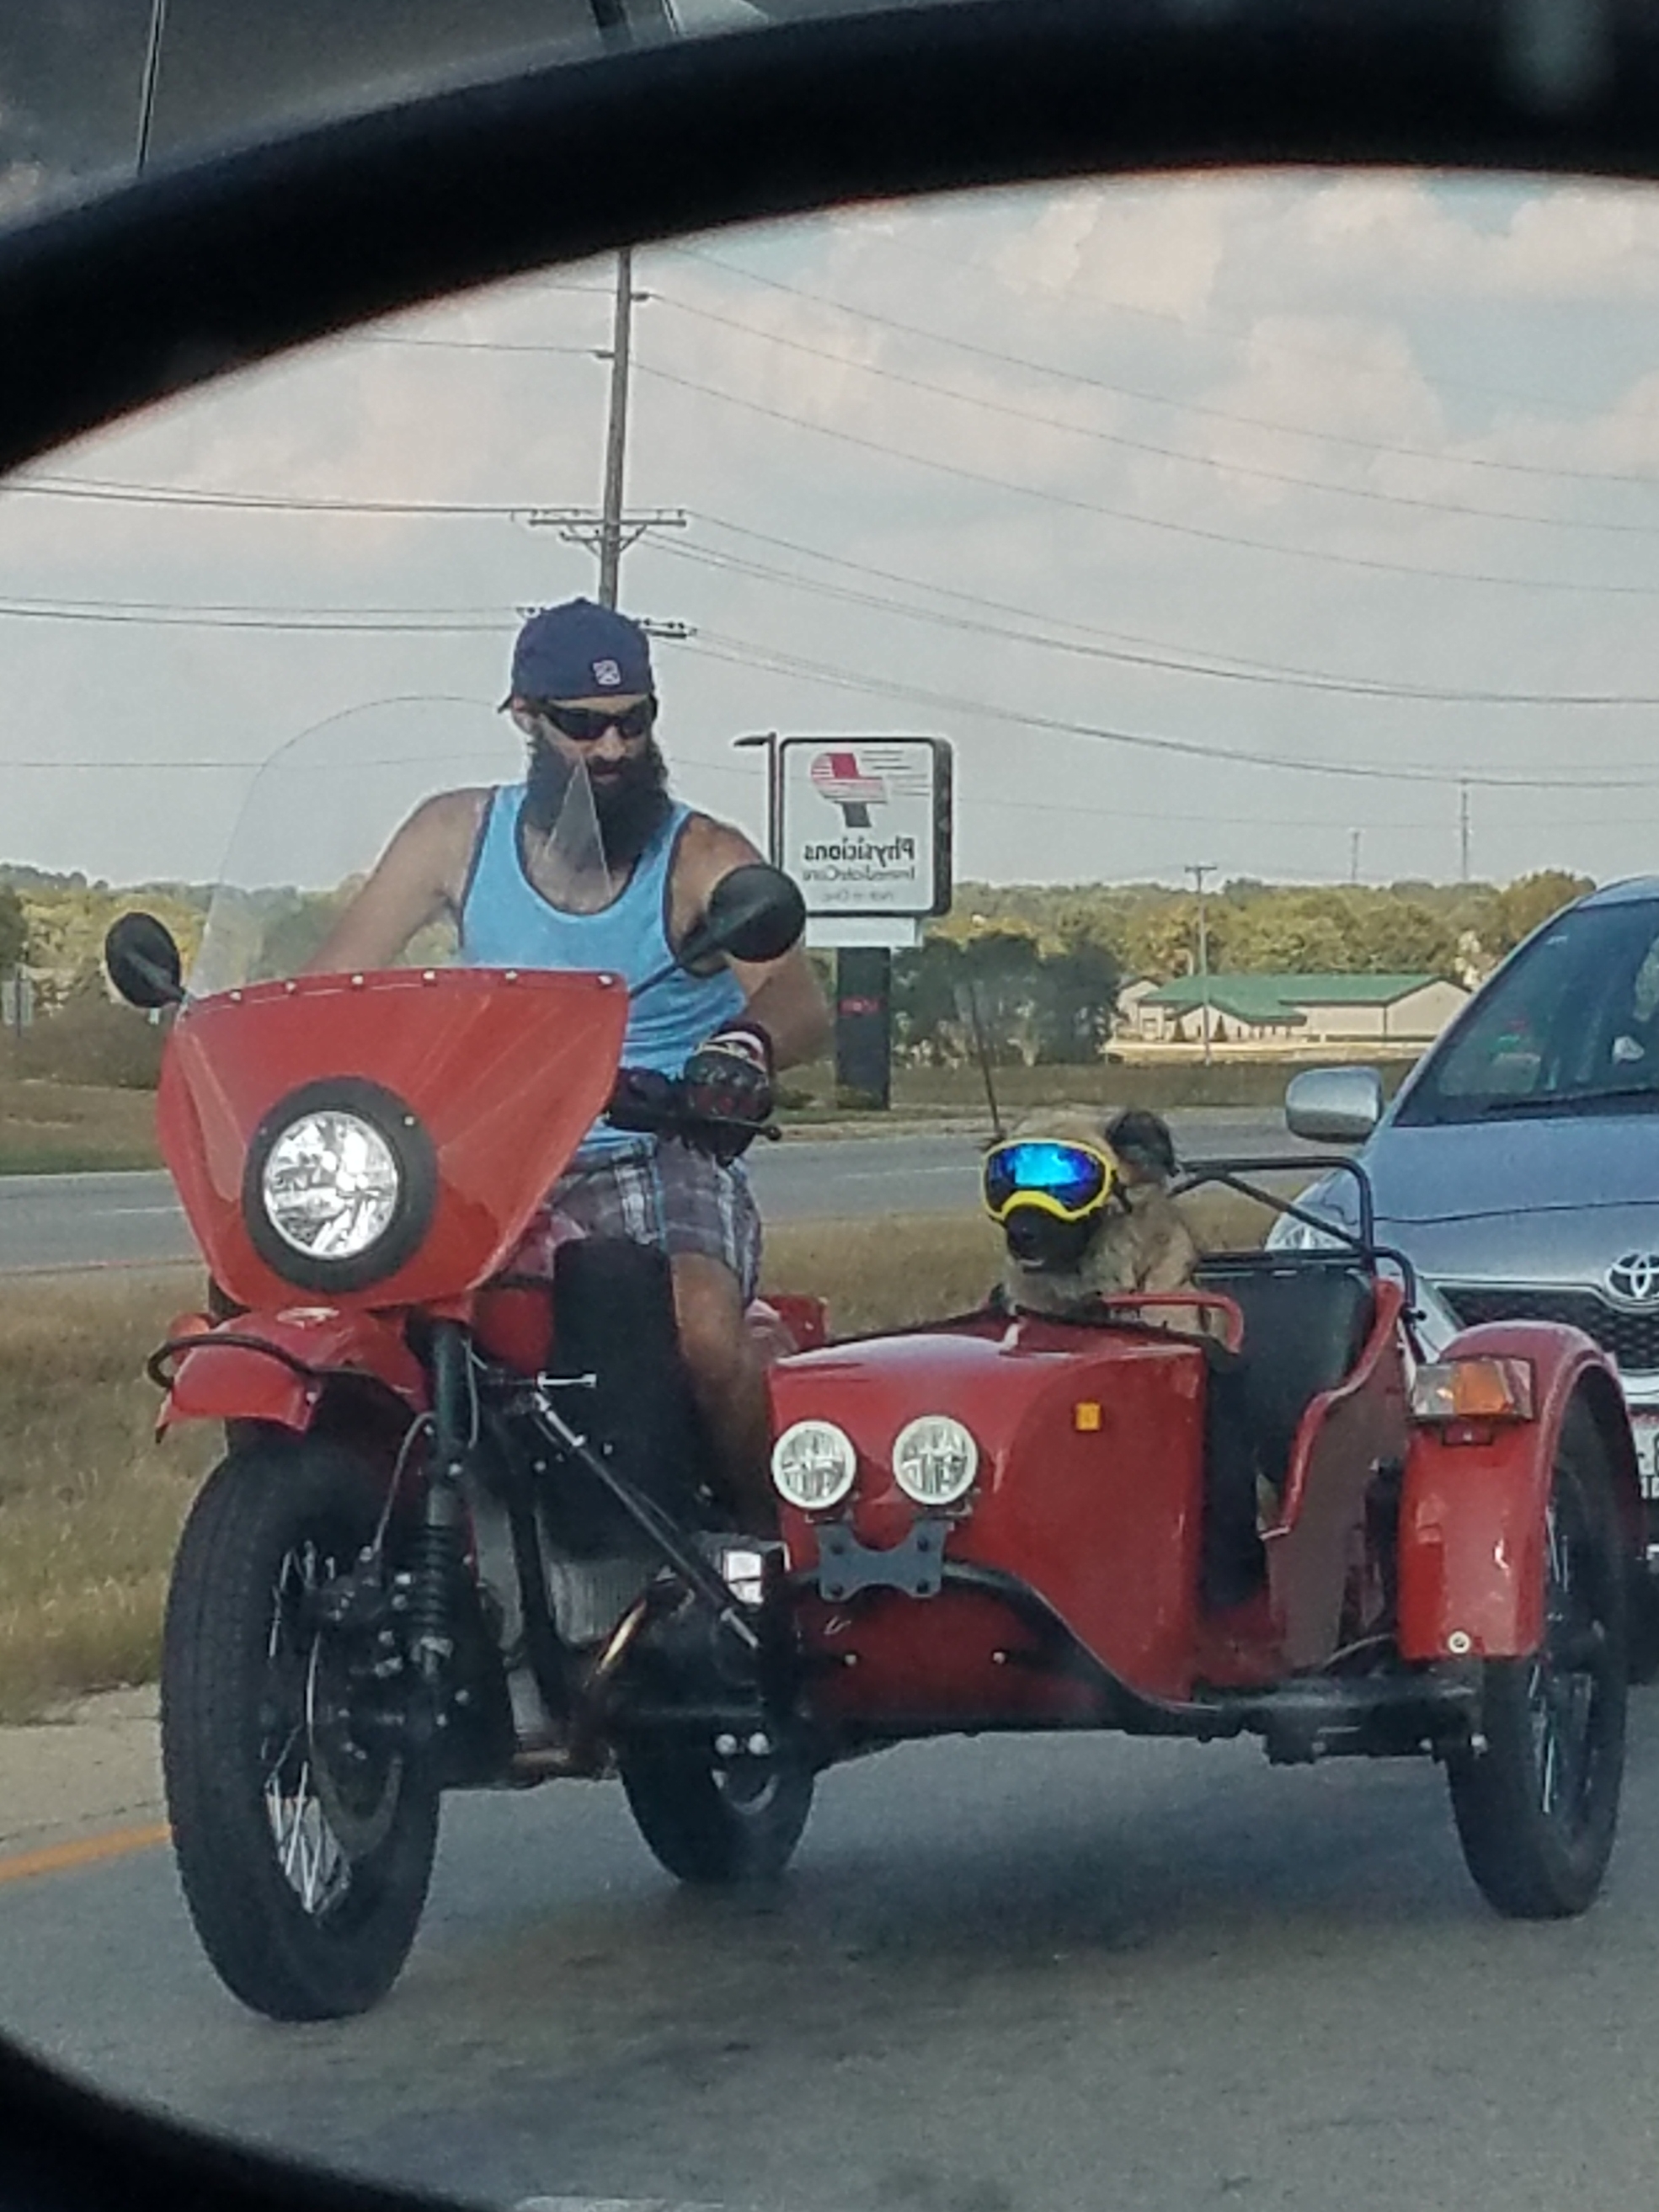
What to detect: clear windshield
<box><xmin>189</xmin><ymin>696</ymin><xmax>617</xmax><ymax>996</ymax></box>
<box><xmin>1398</xmin><ymin>894</ymin><xmax>1659</xmax><ymax>1125</ymax></box>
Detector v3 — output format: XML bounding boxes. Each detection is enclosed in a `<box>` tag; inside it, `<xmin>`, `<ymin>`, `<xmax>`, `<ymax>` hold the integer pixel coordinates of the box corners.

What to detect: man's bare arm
<box><xmin>673</xmin><ymin>816</ymin><xmax>831</xmax><ymax>1070</ymax></box>
<box><xmin>307</xmin><ymin>790</ymin><xmax>483</xmax><ymax>975</ymax></box>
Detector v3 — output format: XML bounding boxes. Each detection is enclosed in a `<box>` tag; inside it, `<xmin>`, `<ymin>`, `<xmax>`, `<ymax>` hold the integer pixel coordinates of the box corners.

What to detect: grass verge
<box><xmin>0</xmin><ymin>1080</ymin><xmax>162</xmax><ymax>1173</ymax></box>
<box><xmin>0</xmin><ymin>1192</ymin><xmax>1267</xmax><ymax>1719</ymax></box>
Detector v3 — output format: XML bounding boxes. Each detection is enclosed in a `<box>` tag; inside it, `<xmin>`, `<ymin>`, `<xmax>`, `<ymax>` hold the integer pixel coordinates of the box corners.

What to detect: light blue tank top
<box><xmin>459</xmin><ymin>786</ymin><xmax>746</xmax><ymax>1159</ymax></box>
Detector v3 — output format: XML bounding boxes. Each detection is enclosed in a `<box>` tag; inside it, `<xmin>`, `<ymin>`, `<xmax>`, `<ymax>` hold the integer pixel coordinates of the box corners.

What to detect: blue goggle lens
<box><xmin>984</xmin><ymin>1141</ymin><xmax>1108</xmax><ymax>1218</ymax></box>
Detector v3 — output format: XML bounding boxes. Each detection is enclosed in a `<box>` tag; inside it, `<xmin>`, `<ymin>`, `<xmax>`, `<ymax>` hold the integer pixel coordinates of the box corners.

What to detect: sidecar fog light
<box><xmin>263</xmin><ymin>1112</ymin><xmax>403</xmax><ymax>1260</ymax></box>
<box><xmin>1410</xmin><ymin>1357</ymin><xmax>1534</xmax><ymax>1424</ymax></box>
<box><xmin>771</xmin><ymin>1420</ymin><xmax>857</xmax><ymax>1511</ymax></box>
<box><xmin>893</xmin><ymin>1415</ymin><xmax>979</xmax><ymax>1507</ymax></box>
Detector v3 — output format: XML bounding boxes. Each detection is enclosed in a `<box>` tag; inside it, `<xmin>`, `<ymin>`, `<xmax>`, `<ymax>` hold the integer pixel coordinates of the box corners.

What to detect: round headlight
<box><xmin>261</xmin><ymin>1111</ymin><xmax>403</xmax><ymax>1261</ymax></box>
<box><xmin>771</xmin><ymin>1419</ymin><xmax>858</xmax><ymax>1512</ymax></box>
<box><xmin>893</xmin><ymin>1415</ymin><xmax>979</xmax><ymax>1507</ymax></box>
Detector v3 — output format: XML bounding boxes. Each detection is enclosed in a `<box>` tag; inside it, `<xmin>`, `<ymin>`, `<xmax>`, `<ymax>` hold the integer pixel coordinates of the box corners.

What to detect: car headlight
<box><xmin>893</xmin><ymin>1414</ymin><xmax>979</xmax><ymax>1507</ymax></box>
<box><xmin>771</xmin><ymin>1419</ymin><xmax>858</xmax><ymax>1511</ymax></box>
<box><xmin>1266</xmin><ymin>1179</ymin><xmax>1352</xmax><ymax>1253</ymax></box>
<box><xmin>243</xmin><ymin>1078</ymin><xmax>436</xmax><ymax>1290</ymax></box>
<box><xmin>262</xmin><ymin>1112</ymin><xmax>402</xmax><ymax>1259</ymax></box>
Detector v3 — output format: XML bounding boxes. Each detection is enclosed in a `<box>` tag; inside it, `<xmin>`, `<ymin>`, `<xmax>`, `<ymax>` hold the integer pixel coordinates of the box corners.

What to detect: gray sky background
<box><xmin>8</xmin><ymin>161</ymin><xmax>1659</xmax><ymax>894</ymax></box>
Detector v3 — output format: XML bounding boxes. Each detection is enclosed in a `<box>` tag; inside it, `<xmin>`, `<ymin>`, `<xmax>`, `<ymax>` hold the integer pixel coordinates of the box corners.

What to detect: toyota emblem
<box><xmin>1606</xmin><ymin>1252</ymin><xmax>1659</xmax><ymax>1307</ymax></box>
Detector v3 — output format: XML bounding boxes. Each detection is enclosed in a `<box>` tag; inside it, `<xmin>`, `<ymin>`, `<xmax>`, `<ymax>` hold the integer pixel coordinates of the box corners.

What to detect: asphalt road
<box><xmin>0</xmin><ymin>1114</ymin><xmax>1312</xmax><ymax>1274</ymax></box>
<box><xmin>3</xmin><ymin>1713</ymin><xmax>1659</xmax><ymax>2211</ymax></box>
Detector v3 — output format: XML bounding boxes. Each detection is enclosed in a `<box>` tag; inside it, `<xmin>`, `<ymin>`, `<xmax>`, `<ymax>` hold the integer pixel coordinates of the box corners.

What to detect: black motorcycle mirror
<box><xmin>632</xmin><ymin>863</ymin><xmax>806</xmax><ymax>996</ymax></box>
<box><xmin>104</xmin><ymin>912</ymin><xmax>185</xmax><ymax>1009</ymax></box>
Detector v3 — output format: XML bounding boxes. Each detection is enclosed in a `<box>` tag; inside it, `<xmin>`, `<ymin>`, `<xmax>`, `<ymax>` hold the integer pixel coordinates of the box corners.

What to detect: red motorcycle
<box><xmin>112</xmin><ymin>707</ymin><xmax>1648</xmax><ymax>2022</ymax></box>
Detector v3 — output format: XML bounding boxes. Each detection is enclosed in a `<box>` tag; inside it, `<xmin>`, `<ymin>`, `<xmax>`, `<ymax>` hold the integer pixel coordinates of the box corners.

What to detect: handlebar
<box><xmin>605</xmin><ymin>1067</ymin><xmax>782</xmax><ymax>1151</ymax></box>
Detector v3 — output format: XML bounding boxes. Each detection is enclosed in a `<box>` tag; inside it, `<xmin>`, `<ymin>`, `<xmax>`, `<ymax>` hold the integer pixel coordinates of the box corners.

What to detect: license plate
<box><xmin>1634</xmin><ymin>1417</ymin><xmax>1659</xmax><ymax>1501</ymax></box>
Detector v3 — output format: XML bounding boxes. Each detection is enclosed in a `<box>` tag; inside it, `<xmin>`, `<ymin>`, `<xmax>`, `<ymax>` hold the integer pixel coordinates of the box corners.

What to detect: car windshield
<box><xmin>0</xmin><ymin>0</ymin><xmax>948</xmax><ymax>234</ymax></box>
<box><xmin>1398</xmin><ymin>895</ymin><xmax>1659</xmax><ymax>1125</ymax></box>
<box><xmin>17</xmin><ymin>116</ymin><xmax>1659</xmax><ymax>2212</ymax></box>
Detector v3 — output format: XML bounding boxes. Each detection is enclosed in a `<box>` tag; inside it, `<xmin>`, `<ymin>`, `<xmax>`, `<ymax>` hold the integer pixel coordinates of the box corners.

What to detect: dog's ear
<box><xmin>1105</xmin><ymin>1109</ymin><xmax>1177</xmax><ymax>1183</ymax></box>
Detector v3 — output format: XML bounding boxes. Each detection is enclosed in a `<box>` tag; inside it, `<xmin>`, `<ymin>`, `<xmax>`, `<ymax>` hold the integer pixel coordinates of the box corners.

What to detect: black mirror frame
<box><xmin>103</xmin><ymin>911</ymin><xmax>185</xmax><ymax>1009</ymax></box>
<box><xmin>4</xmin><ymin>2</ymin><xmax>1659</xmax><ymax>477</ymax></box>
<box><xmin>682</xmin><ymin>863</ymin><xmax>808</xmax><ymax>970</ymax></box>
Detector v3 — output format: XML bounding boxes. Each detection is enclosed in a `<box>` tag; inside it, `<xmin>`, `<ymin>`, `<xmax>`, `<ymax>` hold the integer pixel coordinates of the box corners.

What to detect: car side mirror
<box><xmin>678</xmin><ymin>864</ymin><xmax>806</xmax><ymax>971</ymax></box>
<box><xmin>104</xmin><ymin>912</ymin><xmax>184</xmax><ymax>1009</ymax></box>
<box><xmin>1285</xmin><ymin>1066</ymin><xmax>1384</xmax><ymax>1145</ymax></box>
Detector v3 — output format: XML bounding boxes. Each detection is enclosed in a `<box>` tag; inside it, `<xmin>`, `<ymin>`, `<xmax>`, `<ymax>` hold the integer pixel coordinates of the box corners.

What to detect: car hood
<box><xmin>1361</xmin><ymin>1117</ymin><xmax>1659</xmax><ymax>1282</ymax></box>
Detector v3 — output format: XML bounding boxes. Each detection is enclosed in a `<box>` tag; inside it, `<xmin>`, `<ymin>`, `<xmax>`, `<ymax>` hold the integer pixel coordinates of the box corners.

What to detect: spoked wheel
<box><xmin>162</xmin><ymin>1437</ymin><xmax>439</xmax><ymax>2018</ymax></box>
<box><xmin>621</xmin><ymin>1739</ymin><xmax>814</xmax><ymax>1885</ymax></box>
<box><xmin>1448</xmin><ymin>1403</ymin><xmax>1628</xmax><ymax>1920</ymax></box>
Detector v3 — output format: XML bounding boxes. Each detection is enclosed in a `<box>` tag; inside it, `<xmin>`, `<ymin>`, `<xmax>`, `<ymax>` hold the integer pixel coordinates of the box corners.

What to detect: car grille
<box><xmin>1440</xmin><ymin>1286</ymin><xmax>1659</xmax><ymax>1375</ymax></box>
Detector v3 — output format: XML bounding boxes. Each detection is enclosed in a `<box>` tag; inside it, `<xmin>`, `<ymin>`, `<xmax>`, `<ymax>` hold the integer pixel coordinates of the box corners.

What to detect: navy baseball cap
<box><xmin>504</xmin><ymin>597</ymin><xmax>653</xmax><ymax>705</ymax></box>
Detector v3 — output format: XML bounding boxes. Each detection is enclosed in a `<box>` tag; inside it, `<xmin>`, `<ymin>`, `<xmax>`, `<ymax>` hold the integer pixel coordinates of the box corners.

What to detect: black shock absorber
<box><xmin>408</xmin><ymin>1320</ymin><xmax>471</xmax><ymax>1691</ymax></box>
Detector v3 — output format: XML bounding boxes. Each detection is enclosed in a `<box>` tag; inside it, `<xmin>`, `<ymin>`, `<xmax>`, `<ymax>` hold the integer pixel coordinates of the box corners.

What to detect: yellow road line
<box><xmin>0</xmin><ymin>1822</ymin><xmax>170</xmax><ymax>1885</ymax></box>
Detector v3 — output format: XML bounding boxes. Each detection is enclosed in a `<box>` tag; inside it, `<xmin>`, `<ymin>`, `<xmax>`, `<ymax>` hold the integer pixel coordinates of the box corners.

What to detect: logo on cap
<box><xmin>593</xmin><ymin>658</ymin><xmax>622</xmax><ymax>688</ymax></box>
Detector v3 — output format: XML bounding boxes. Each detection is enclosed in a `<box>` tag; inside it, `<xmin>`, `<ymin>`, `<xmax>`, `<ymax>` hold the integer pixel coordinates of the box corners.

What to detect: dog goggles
<box><xmin>982</xmin><ymin>1139</ymin><xmax>1118</xmax><ymax>1225</ymax></box>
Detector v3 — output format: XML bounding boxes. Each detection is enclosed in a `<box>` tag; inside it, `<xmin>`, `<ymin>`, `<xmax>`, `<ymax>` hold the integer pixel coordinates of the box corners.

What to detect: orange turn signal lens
<box><xmin>1410</xmin><ymin>1357</ymin><xmax>1534</xmax><ymax>1424</ymax></box>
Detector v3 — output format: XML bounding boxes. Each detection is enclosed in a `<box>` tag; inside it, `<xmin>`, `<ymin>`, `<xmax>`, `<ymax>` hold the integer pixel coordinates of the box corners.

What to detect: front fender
<box><xmin>158</xmin><ymin>1309</ymin><xmax>428</xmax><ymax>1435</ymax></box>
<box><xmin>1397</xmin><ymin>1322</ymin><xmax>1637</xmax><ymax>1663</ymax></box>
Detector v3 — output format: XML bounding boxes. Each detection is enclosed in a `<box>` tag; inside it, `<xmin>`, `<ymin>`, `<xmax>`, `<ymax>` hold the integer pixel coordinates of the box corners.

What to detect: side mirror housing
<box><xmin>104</xmin><ymin>912</ymin><xmax>184</xmax><ymax>1009</ymax></box>
<box><xmin>679</xmin><ymin>864</ymin><xmax>806</xmax><ymax>971</ymax></box>
<box><xmin>1285</xmin><ymin>1065</ymin><xmax>1384</xmax><ymax>1145</ymax></box>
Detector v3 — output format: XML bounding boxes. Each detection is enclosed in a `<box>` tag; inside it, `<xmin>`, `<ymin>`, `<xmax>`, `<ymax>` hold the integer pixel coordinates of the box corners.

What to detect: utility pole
<box><xmin>598</xmin><ymin>247</ymin><xmax>634</xmax><ymax>608</ymax></box>
<box><xmin>1349</xmin><ymin>828</ymin><xmax>1362</xmax><ymax>885</ymax></box>
<box><xmin>524</xmin><ymin>259</ymin><xmax>687</xmax><ymax>603</ymax></box>
<box><xmin>1459</xmin><ymin>781</ymin><xmax>1472</xmax><ymax>884</ymax></box>
<box><xmin>1186</xmin><ymin>863</ymin><xmax>1216</xmax><ymax>1068</ymax></box>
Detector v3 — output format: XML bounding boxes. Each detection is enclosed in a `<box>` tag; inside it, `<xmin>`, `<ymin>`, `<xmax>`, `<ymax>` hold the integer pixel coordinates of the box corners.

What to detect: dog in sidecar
<box><xmin>767</xmin><ymin>1123</ymin><xmax>1650</xmax><ymax>1920</ymax></box>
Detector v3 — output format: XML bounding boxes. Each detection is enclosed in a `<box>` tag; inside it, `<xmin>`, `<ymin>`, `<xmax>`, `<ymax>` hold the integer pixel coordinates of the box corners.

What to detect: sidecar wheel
<box><xmin>621</xmin><ymin>1743</ymin><xmax>813</xmax><ymax>1884</ymax></box>
<box><xmin>1447</xmin><ymin>1403</ymin><xmax>1627</xmax><ymax>1920</ymax></box>
<box><xmin>162</xmin><ymin>1436</ymin><xmax>440</xmax><ymax>2019</ymax></box>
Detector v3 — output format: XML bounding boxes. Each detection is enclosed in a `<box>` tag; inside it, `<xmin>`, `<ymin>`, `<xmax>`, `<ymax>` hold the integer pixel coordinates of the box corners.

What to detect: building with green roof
<box><xmin>1122</xmin><ymin>971</ymin><xmax>1470</xmax><ymax>1046</ymax></box>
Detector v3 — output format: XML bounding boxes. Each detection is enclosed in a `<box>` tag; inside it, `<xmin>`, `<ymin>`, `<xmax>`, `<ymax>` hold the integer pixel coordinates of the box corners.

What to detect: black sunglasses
<box><xmin>525</xmin><ymin>697</ymin><xmax>658</xmax><ymax>744</ymax></box>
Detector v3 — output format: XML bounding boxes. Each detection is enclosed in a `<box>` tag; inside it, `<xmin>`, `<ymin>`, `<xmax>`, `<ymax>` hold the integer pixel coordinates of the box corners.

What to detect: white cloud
<box><xmin>10</xmin><ymin>175</ymin><xmax>1659</xmax><ymax>890</ymax></box>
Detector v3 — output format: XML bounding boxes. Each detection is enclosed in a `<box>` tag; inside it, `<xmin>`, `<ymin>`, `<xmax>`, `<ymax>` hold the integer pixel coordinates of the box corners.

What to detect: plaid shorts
<box><xmin>515</xmin><ymin>1137</ymin><xmax>762</xmax><ymax>1302</ymax></box>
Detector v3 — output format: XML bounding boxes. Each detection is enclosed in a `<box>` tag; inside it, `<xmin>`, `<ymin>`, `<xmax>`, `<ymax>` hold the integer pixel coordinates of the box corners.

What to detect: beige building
<box><xmin>1126</xmin><ymin>971</ymin><xmax>1470</xmax><ymax>1046</ymax></box>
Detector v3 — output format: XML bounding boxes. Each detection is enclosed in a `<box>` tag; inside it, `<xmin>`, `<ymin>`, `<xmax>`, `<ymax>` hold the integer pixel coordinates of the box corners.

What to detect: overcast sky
<box><xmin>8</xmin><ymin>162</ymin><xmax>1659</xmax><ymax>894</ymax></box>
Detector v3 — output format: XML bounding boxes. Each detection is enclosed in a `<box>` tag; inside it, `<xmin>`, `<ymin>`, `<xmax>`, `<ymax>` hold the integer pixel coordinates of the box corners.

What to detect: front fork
<box><xmin>407</xmin><ymin>1320</ymin><xmax>472</xmax><ymax>1692</ymax></box>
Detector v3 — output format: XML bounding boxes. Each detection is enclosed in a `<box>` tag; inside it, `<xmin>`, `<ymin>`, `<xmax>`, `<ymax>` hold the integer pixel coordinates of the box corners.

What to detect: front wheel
<box><xmin>1447</xmin><ymin>1402</ymin><xmax>1628</xmax><ymax>1920</ymax></box>
<box><xmin>162</xmin><ymin>1436</ymin><xmax>440</xmax><ymax>2018</ymax></box>
<box><xmin>621</xmin><ymin>1741</ymin><xmax>814</xmax><ymax>1884</ymax></box>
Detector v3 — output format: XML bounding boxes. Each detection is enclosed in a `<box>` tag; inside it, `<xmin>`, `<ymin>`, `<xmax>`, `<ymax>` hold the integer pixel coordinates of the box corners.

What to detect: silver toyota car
<box><xmin>1271</xmin><ymin>878</ymin><xmax>1659</xmax><ymax>1509</ymax></box>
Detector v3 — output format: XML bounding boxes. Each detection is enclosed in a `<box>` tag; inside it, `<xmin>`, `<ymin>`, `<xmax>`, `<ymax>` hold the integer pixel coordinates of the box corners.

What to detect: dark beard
<box><xmin>523</xmin><ymin>735</ymin><xmax>671</xmax><ymax>869</ymax></box>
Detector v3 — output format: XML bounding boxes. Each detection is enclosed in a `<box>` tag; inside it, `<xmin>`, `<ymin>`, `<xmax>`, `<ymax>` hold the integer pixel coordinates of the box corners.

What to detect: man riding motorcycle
<box><xmin>308</xmin><ymin>597</ymin><xmax>830</xmax><ymax>1531</ymax></box>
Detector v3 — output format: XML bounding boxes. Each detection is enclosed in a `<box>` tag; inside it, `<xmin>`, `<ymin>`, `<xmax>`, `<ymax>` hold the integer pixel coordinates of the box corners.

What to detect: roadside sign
<box><xmin>777</xmin><ymin>736</ymin><xmax>952</xmax><ymax>922</ymax></box>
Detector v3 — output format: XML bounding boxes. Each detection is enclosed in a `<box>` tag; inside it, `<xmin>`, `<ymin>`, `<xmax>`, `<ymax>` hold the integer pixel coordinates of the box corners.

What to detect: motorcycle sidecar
<box><xmin>768</xmin><ymin>1160</ymin><xmax>1647</xmax><ymax>1921</ymax></box>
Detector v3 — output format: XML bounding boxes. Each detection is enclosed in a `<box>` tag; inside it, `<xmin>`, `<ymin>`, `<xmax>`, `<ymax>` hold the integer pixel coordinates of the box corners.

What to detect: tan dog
<box><xmin>997</xmin><ymin>1109</ymin><xmax>1210</xmax><ymax>1333</ymax></box>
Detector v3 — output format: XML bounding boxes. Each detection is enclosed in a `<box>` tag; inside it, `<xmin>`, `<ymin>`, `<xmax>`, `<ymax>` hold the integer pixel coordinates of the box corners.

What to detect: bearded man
<box><xmin>309</xmin><ymin>598</ymin><xmax>830</xmax><ymax>1531</ymax></box>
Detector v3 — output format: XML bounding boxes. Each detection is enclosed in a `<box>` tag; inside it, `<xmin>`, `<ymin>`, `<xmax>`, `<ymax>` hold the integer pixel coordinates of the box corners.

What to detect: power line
<box><xmin>633</xmin><ymin>357</ymin><xmax>1659</xmax><ymax>601</ymax></box>
<box><xmin>676</xmin><ymin>624</ymin><xmax>1659</xmax><ymax>790</ymax></box>
<box><xmin>841</xmin><ymin>215</ymin><xmax>1659</xmax><ymax>431</ymax></box>
<box><xmin>646</xmin><ymin>288</ymin><xmax>1659</xmax><ymax>543</ymax></box>
<box><xmin>8</xmin><ymin>476</ymin><xmax>530</xmax><ymax>518</ymax></box>
<box><xmin>7</xmin><ymin>504</ymin><xmax>1659</xmax><ymax>718</ymax></box>
<box><xmin>675</xmin><ymin>245</ymin><xmax>1659</xmax><ymax>492</ymax></box>
<box><xmin>664</xmin><ymin>526</ymin><xmax>1659</xmax><ymax>709</ymax></box>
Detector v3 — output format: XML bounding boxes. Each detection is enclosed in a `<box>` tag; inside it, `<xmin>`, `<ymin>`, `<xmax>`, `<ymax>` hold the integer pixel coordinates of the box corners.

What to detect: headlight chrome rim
<box><xmin>771</xmin><ymin>1419</ymin><xmax>858</xmax><ymax>1513</ymax></box>
<box><xmin>243</xmin><ymin>1077</ymin><xmax>437</xmax><ymax>1291</ymax></box>
<box><xmin>892</xmin><ymin>1414</ymin><xmax>979</xmax><ymax>1508</ymax></box>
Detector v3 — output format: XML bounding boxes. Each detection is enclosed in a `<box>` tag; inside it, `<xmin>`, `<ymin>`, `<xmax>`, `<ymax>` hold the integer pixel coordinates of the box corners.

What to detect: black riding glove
<box><xmin>682</xmin><ymin>1022</ymin><xmax>774</xmax><ymax>1158</ymax></box>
